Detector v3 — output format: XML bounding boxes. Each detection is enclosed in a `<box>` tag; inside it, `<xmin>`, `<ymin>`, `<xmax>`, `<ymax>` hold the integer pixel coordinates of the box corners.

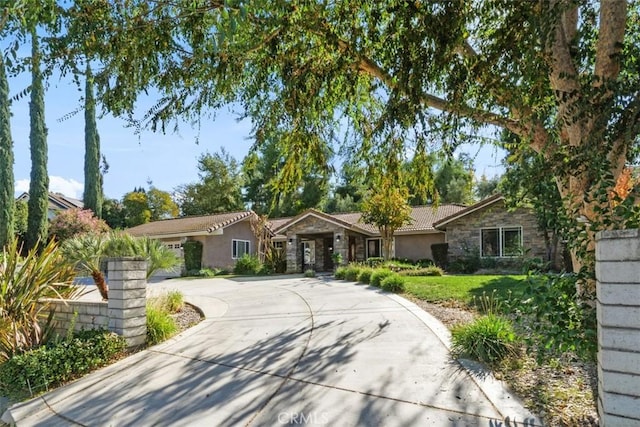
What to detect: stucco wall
<box><xmin>443</xmin><ymin>203</ymin><xmax>546</xmax><ymax>261</ymax></box>
<box><xmin>394</xmin><ymin>233</ymin><xmax>445</xmax><ymax>262</ymax></box>
<box><xmin>196</xmin><ymin>219</ymin><xmax>257</xmax><ymax>269</ymax></box>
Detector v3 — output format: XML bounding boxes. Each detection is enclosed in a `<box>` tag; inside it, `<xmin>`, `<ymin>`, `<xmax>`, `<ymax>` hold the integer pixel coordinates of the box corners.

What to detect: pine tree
<box><xmin>0</xmin><ymin>55</ymin><xmax>15</xmax><ymax>248</ymax></box>
<box><xmin>83</xmin><ymin>65</ymin><xmax>102</xmax><ymax>218</ymax></box>
<box><xmin>25</xmin><ymin>31</ymin><xmax>49</xmax><ymax>251</ymax></box>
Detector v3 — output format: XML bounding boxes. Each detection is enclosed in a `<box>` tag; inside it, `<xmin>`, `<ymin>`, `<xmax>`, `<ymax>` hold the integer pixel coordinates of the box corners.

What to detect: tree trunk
<box><xmin>91</xmin><ymin>270</ymin><xmax>108</xmax><ymax>300</ymax></box>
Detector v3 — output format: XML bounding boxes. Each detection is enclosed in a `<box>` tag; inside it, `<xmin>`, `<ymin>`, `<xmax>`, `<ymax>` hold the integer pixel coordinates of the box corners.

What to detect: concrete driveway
<box><xmin>4</xmin><ymin>276</ymin><xmax>541</xmax><ymax>426</ymax></box>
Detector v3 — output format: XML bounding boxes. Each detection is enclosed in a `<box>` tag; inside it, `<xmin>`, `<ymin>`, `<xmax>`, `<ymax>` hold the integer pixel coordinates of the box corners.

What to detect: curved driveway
<box><xmin>5</xmin><ymin>276</ymin><xmax>540</xmax><ymax>426</ymax></box>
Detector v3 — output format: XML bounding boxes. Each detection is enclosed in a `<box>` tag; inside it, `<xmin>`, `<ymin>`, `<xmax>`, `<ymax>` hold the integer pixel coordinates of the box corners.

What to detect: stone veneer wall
<box><xmin>595</xmin><ymin>229</ymin><xmax>640</xmax><ymax>426</ymax></box>
<box><xmin>444</xmin><ymin>203</ymin><xmax>546</xmax><ymax>262</ymax></box>
<box><xmin>285</xmin><ymin>215</ymin><xmax>349</xmax><ymax>273</ymax></box>
<box><xmin>43</xmin><ymin>258</ymin><xmax>148</xmax><ymax>348</ymax></box>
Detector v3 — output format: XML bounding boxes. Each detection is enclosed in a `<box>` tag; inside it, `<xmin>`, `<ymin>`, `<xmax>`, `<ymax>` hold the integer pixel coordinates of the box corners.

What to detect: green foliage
<box><xmin>146</xmin><ymin>187</ymin><xmax>179</xmax><ymax>221</ymax></box>
<box><xmin>451</xmin><ymin>315</ymin><xmax>519</xmax><ymax>366</ymax></box>
<box><xmin>304</xmin><ymin>269</ymin><xmax>316</xmax><ymax>278</ymax></box>
<box><xmin>402</xmin><ymin>275</ymin><xmax>527</xmax><ymax>303</ymax></box>
<box><xmin>0</xmin><ymin>329</ymin><xmax>126</xmax><ymax>401</ymax></box>
<box><xmin>182</xmin><ymin>240</ymin><xmax>202</xmax><ymax>272</ymax></box>
<box><xmin>370</xmin><ymin>269</ymin><xmax>394</xmax><ymax>287</ymax></box>
<box><xmin>334</xmin><ymin>266</ymin><xmax>347</xmax><ymax>280</ymax></box>
<box><xmin>365</xmin><ymin>257</ymin><xmax>385</xmax><ymax>267</ymax></box>
<box><xmin>146</xmin><ymin>303</ymin><xmax>178</xmax><ymax>345</ymax></box>
<box><xmin>0</xmin><ymin>55</ymin><xmax>15</xmax><ymax>249</ymax></box>
<box><xmin>380</xmin><ymin>273</ymin><xmax>406</xmax><ymax>293</ymax></box>
<box><xmin>401</xmin><ymin>266</ymin><xmax>444</xmax><ymax>277</ymax></box>
<box><xmin>183</xmin><ymin>268</ymin><xmax>219</xmax><ymax>277</ymax></box>
<box><xmin>83</xmin><ymin>65</ymin><xmax>103</xmax><ymax>219</ymax></box>
<box><xmin>122</xmin><ymin>191</ymin><xmax>151</xmax><ymax>227</ymax></box>
<box><xmin>264</xmin><ymin>247</ymin><xmax>286</xmax><ymax>274</ymax></box>
<box><xmin>475</xmin><ymin>174</ymin><xmax>501</xmax><ymax>201</ymax></box>
<box><xmin>433</xmin><ymin>154</ymin><xmax>475</xmax><ymax>204</ymax></box>
<box><xmin>48</xmin><ymin>208</ymin><xmax>110</xmax><ymax>241</ymax></box>
<box><xmin>101</xmin><ymin>198</ymin><xmax>126</xmax><ymax>229</ymax></box>
<box><xmin>155</xmin><ymin>290</ymin><xmax>184</xmax><ymax>314</ymax></box>
<box><xmin>233</xmin><ymin>254</ymin><xmax>262</xmax><ymax>275</ymax></box>
<box><xmin>175</xmin><ymin>149</ymin><xmax>244</xmax><ymax>216</ymax></box>
<box><xmin>25</xmin><ymin>32</ymin><xmax>49</xmax><ymax>251</ymax></box>
<box><xmin>0</xmin><ymin>239</ymin><xmax>79</xmax><ymax>362</ymax></box>
<box><xmin>60</xmin><ymin>233</ymin><xmax>109</xmax><ymax>300</ymax></box>
<box><xmin>505</xmin><ymin>273</ymin><xmax>597</xmax><ymax>361</ymax></box>
<box><xmin>104</xmin><ymin>233</ymin><xmax>181</xmax><ymax>279</ymax></box>
<box><xmin>431</xmin><ymin>243</ymin><xmax>449</xmax><ymax>269</ymax></box>
<box><xmin>13</xmin><ymin>200</ymin><xmax>28</xmax><ymax>242</ymax></box>
<box><xmin>356</xmin><ymin>268</ymin><xmax>373</xmax><ymax>284</ymax></box>
<box><xmin>330</xmin><ymin>252</ymin><xmax>343</xmax><ymax>266</ymax></box>
<box><xmin>343</xmin><ymin>264</ymin><xmax>363</xmax><ymax>282</ymax></box>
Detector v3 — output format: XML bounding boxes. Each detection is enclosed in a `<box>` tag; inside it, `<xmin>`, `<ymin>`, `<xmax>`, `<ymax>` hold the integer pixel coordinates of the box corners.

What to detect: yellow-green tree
<box><xmin>361</xmin><ymin>176</ymin><xmax>412</xmax><ymax>260</ymax></box>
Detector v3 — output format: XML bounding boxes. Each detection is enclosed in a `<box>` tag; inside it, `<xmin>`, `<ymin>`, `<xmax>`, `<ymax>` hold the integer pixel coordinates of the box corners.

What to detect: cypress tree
<box><xmin>25</xmin><ymin>31</ymin><xmax>49</xmax><ymax>250</ymax></box>
<box><xmin>0</xmin><ymin>55</ymin><xmax>15</xmax><ymax>249</ymax></box>
<box><xmin>83</xmin><ymin>65</ymin><xmax>102</xmax><ymax>218</ymax></box>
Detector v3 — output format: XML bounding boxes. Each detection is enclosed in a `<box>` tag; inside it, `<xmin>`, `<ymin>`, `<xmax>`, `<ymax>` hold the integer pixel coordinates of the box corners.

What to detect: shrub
<box><xmin>416</xmin><ymin>258</ymin><xmax>434</xmax><ymax>267</ymax></box>
<box><xmin>104</xmin><ymin>233</ymin><xmax>181</xmax><ymax>278</ymax></box>
<box><xmin>370</xmin><ymin>268</ymin><xmax>393</xmax><ymax>287</ymax></box>
<box><xmin>146</xmin><ymin>304</ymin><xmax>178</xmax><ymax>345</ymax></box>
<box><xmin>233</xmin><ymin>254</ymin><xmax>262</xmax><ymax>275</ymax></box>
<box><xmin>431</xmin><ymin>243</ymin><xmax>449</xmax><ymax>268</ymax></box>
<box><xmin>1</xmin><ymin>239</ymin><xmax>79</xmax><ymax>362</ymax></box>
<box><xmin>448</xmin><ymin>245</ymin><xmax>481</xmax><ymax>274</ymax></box>
<box><xmin>264</xmin><ymin>247</ymin><xmax>286</xmax><ymax>273</ymax></box>
<box><xmin>401</xmin><ymin>265</ymin><xmax>444</xmax><ymax>276</ymax></box>
<box><xmin>164</xmin><ymin>290</ymin><xmax>184</xmax><ymax>313</ymax></box>
<box><xmin>451</xmin><ymin>315</ymin><xmax>519</xmax><ymax>366</ymax></box>
<box><xmin>383</xmin><ymin>261</ymin><xmax>416</xmax><ymax>272</ymax></box>
<box><xmin>304</xmin><ymin>269</ymin><xmax>316</xmax><ymax>277</ymax></box>
<box><xmin>182</xmin><ymin>240</ymin><xmax>203</xmax><ymax>271</ymax></box>
<box><xmin>48</xmin><ymin>208</ymin><xmax>110</xmax><ymax>242</ymax></box>
<box><xmin>366</xmin><ymin>257</ymin><xmax>385</xmax><ymax>267</ymax></box>
<box><xmin>357</xmin><ymin>268</ymin><xmax>374</xmax><ymax>284</ymax></box>
<box><xmin>334</xmin><ymin>266</ymin><xmax>348</xmax><ymax>279</ymax></box>
<box><xmin>505</xmin><ymin>273</ymin><xmax>597</xmax><ymax>361</ymax></box>
<box><xmin>0</xmin><ymin>329</ymin><xmax>125</xmax><ymax>401</ymax></box>
<box><xmin>344</xmin><ymin>264</ymin><xmax>363</xmax><ymax>281</ymax></box>
<box><xmin>380</xmin><ymin>273</ymin><xmax>406</xmax><ymax>292</ymax></box>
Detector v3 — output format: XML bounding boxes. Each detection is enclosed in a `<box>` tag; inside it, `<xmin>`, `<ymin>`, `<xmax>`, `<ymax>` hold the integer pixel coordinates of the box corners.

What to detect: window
<box><xmin>232</xmin><ymin>240</ymin><xmax>250</xmax><ymax>259</ymax></box>
<box><xmin>273</xmin><ymin>241</ymin><xmax>284</xmax><ymax>249</ymax></box>
<box><xmin>366</xmin><ymin>239</ymin><xmax>382</xmax><ymax>258</ymax></box>
<box><xmin>481</xmin><ymin>227</ymin><xmax>522</xmax><ymax>257</ymax></box>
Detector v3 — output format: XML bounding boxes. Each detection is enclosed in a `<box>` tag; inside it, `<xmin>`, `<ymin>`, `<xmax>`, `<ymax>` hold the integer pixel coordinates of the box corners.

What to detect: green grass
<box><xmin>403</xmin><ymin>275</ymin><xmax>527</xmax><ymax>304</ymax></box>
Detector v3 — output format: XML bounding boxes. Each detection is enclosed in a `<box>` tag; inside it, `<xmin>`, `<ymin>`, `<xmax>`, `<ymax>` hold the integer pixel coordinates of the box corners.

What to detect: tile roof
<box><xmin>127</xmin><ymin>211</ymin><xmax>255</xmax><ymax>237</ymax></box>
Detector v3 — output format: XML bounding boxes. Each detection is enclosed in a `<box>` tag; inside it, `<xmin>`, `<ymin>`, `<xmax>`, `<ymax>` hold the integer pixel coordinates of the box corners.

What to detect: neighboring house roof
<box><xmin>16</xmin><ymin>192</ymin><xmax>84</xmax><ymax>210</ymax></box>
<box><xmin>127</xmin><ymin>211</ymin><xmax>256</xmax><ymax>239</ymax></box>
<box><xmin>433</xmin><ymin>194</ymin><xmax>505</xmax><ymax>229</ymax></box>
<box><xmin>272</xmin><ymin>204</ymin><xmax>468</xmax><ymax>236</ymax></box>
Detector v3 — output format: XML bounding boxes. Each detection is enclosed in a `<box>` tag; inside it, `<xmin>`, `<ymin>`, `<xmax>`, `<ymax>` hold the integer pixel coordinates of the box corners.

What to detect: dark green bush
<box><xmin>505</xmin><ymin>273</ymin><xmax>597</xmax><ymax>361</ymax></box>
<box><xmin>147</xmin><ymin>304</ymin><xmax>178</xmax><ymax>345</ymax></box>
<box><xmin>0</xmin><ymin>330</ymin><xmax>125</xmax><ymax>401</ymax></box>
<box><xmin>451</xmin><ymin>315</ymin><xmax>519</xmax><ymax>366</ymax></box>
<box><xmin>334</xmin><ymin>266</ymin><xmax>347</xmax><ymax>279</ymax></box>
<box><xmin>416</xmin><ymin>258</ymin><xmax>434</xmax><ymax>267</ymax></box>
<box><xmin>233</xmin><ymin>254</ymin><xmax>263</xmax><ymax>275</ymax></box>
<box><xmin>431</xmin><ymin>243</ymin><xmax>449</xmax><ymax>268</ymax></box>
<box><xmin>370</xmin><ymin>269</ymin><xmax>393</xmax><ymax>287</ymax></box>
<box><xmin>357</xmin><ymin>268</ymin><xmax>374</xmax><ymax>284</ymax></box>
<box><xmin>183</xmin><ymin>240</ymin><xmax>203</xmax><ymax>271</ymax></box>
<box><xmin>401</xmin><ymin>265</ymin><xmax>444</xmax><ymax>276</ymax></box>
<box><xmin>381</xmin><ymin>273</ymin><xmax>406</xmax><ymax>292</ymax></box>
<box><xmin>304</xmin><ymin>269</ymin><xmax>316</xmax><ymax>277</ymax></box>
<box><xmin>448</xmin><ymin>246</ymin><xmax>481</xmax><ymax>274</ymax></box>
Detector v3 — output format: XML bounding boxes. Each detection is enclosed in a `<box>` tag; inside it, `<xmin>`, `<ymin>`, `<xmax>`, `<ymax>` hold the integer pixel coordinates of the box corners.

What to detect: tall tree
<box><xmin>25</xmin><ymin>31</ymin><xmax>49</xmax><ymax>251</ymax></box>
<box><xmin>175</xmin><ymin>150</ymin><xmax>244</xmax><ymax>216</ymax></box>
<box><xmin>121</xmin><ymin>187</ymin><xmax>178</xmax><ymax>227</ymax></box>
<box><xmin>147</xmin><ymin>187</ymin><xmax>178</xmax><ymax>221</ymax></box>
<box><xmin>61</xmin><ymin>1</ymin><xmax>640</xmax><ymax>279</ymax></box>
<box><xmin>83</xmin><ymin>65</ymin><xmax>102</xmax><ymax>218</ymax></box>
<box><xmin>0</xmin><ymin>54</ymin><xmax>14</xmax><ymax>248</ymax></box>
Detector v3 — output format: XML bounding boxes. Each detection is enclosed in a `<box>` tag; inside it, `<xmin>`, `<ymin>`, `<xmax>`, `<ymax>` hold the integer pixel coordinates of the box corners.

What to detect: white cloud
<box><xmin>14</xmin><ymin>176</ymin><xmax>84</xmax><ymax>199</ymax></box>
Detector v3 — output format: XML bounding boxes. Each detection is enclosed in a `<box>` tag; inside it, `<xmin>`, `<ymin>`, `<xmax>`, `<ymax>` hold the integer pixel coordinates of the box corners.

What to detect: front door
<box><xmin>302</xmin><ymin>241</ymin><xmax>315</xmax><ymax>271</ymax></box>
<box><xmin>323</xmin><ymin>237</ymin><xmax>334</xmax><ymax>271</ymax></box>
<box><xmin>349</xmin><ymin>236</ymin><xmax>356</xmax><ymax>262</ymax></box>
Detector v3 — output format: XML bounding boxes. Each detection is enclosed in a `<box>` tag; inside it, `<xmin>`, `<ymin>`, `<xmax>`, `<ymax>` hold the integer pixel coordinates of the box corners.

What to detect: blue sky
<box><xmin>8</xmin><ymin>70</ymin><xmax>506</xmax><ymax>202</ymax></box>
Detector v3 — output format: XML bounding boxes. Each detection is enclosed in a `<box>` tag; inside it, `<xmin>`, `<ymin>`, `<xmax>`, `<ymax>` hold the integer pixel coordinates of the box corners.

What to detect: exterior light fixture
<box><xmin>335</xmin><ymin>234</ymin><xmax>341</xmax><ymax>242</ymax></box>
<box><xmin>288</xmin><ymin>238</ymin><xmax>293</xmax><ymax>245</ymax></box>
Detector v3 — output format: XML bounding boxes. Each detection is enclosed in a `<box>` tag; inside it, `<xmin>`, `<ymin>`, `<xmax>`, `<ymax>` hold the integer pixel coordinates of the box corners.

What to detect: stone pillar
<box><xmin>334</xmin><ymin>230</ymin><xmax>348</xmax><ymax>266</ymax></box>
<box><xmin>107</xmin><ymin>257</ymin><xmax>148</xmax><ymax>348</ymax></box>
<box><xmin>595</xmin><ymin>229</ymin><xmax>640</xmax><ymax>427</ymax></box>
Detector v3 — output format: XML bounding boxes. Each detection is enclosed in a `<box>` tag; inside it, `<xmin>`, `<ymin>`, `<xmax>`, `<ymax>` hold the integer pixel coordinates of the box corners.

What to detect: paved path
<box><xmin>4</xmin><ymin>277</ymin><xmax>541</xmax><ymax>426</ymax></box>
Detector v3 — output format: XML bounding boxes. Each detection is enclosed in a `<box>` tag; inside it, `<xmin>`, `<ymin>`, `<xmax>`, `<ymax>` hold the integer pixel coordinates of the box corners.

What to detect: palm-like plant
<box><xmin>61</xmin><ymin>233</ymin><xmax>109</xmax><ymax>300</ymax></box>
<box><xmin>0</xmin><ymin>239</ymin><xmax>79</xmax><ymax>362</ymax></box>
<box><xmin>105</xmin><ymin>233</ymin><xmax>180</xmax><ymax>279</ymax></box>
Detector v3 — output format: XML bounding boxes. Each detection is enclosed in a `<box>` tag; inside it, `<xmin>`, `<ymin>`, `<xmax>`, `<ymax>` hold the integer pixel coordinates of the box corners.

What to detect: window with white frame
<box><xmin>481</xmin><ymin>227</ymin><xmax>523</xmax><ymax>257</ymax></box>
<box><xmin>232</xmin><ymin>240</ymin><xmax>250</xmax><ymax>259</ymax></box>
<box><xmin>366</xmin><ymin>239</ymin><xmax>382</xmax><ymax>258</ymax></box>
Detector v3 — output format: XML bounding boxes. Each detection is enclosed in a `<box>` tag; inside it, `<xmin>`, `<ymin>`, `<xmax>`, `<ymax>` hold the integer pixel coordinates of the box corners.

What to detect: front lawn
<box><xmin>402</xmin><ymin>274</ymin><xmax>527</xmax><ymax>304</ymax></box>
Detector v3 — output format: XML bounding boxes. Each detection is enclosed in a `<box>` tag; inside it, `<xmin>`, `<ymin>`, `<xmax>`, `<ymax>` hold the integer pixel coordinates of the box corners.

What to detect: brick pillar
<box><xmin>107</xmin><ymin>257</ymin><xmax>148</xmax><ymax>348</ymax></box>
<box><xmin>595</xmin><ymin>229</ymin><xmax>640</xmax><ymax>427</ymax></box>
